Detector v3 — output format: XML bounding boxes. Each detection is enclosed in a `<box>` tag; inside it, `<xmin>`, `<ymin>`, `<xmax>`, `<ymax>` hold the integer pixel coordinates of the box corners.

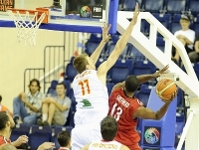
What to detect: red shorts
<box><xmin>126</xmin><ymin>143</ymin><xmax>141</xmax><ymax>150</ymax></box>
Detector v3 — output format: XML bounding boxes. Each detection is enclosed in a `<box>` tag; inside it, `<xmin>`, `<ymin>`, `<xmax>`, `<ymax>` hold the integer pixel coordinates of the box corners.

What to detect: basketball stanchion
<box><xmin>6</xmin><ymin>8</ymin><xmax>49</xmax><ymax>46</ymax></box>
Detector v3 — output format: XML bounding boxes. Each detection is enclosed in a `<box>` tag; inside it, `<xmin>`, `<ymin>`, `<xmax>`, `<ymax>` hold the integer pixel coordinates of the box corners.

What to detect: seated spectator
<box><xmin>0</xmin><ymin>143</ymin><xmax>17</xmax><ymax>150</ymax></box>
<box><xmin>57</xmin><ymin>131</ymin><xmax>71</xmax><ymax>150</ymax></box>
<box><xmin>37</xmin><ymin>82</ymin><xmax>71</xmax><ymax>126</ymax></box>
<box><xmin>0</xmin><ymin>111</ymin><xmax>55</xmax><ymax>150</ymax></box>
<box><xmin>13</xmin><ymin>79</ymin><xmax>45</xmax><ymax>126</ymax></box>
<box><xmin>81</xmin><ymin>116</ymin><xmax>130</xmax><ymax>150</ymax></box>
<box><xmin>188</xmin><ymin>33</ymin><xmax>199</xmax><ymax>63</ymax></box>
<box><xmin>172</xmin><ymin>15</ymin><xmax>195</xmax><ymax>62</ymax></box>
<box><xmin>0</xmin><ymin>95</ymin><xmax>12</xmax><ymax>116</ymax></box>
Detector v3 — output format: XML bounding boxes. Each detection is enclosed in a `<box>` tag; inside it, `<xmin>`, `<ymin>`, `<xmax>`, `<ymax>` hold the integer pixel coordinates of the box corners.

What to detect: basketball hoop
<box><xmin>6</xmin><ymin>8</ymin><xmax>49</xmax><ymax>46</ymax></box>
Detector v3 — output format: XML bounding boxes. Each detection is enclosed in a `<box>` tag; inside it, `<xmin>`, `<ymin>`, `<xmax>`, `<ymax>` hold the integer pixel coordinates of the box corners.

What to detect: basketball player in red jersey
<box><xmin>108</xmin><ymin>65</ymin><xmax>177</xmax><ymax>150</ymax></box>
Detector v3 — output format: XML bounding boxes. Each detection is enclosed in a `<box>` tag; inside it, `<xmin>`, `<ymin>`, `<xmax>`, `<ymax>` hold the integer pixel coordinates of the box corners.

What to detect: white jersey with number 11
<box><xmin>72</xmin><ymin>70</ymin><xmax>109</xmax><ymax>125</ymax></box>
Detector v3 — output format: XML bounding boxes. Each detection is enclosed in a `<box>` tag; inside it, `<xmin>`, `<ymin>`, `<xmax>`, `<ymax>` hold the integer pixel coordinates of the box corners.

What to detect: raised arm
<box><xmin>97</xmin><ymin>3</ymin><xmax>139</xmax><ymax>84</ymax></box>
<box><xmin>90</xmin><ymin>23</ymin><xmax>111</xmax><ymax>65</ymax></box>
<box><xmin>111</xmin><ymin>65</ymin><xmax>169</xmax><ymax>92</ymax></box>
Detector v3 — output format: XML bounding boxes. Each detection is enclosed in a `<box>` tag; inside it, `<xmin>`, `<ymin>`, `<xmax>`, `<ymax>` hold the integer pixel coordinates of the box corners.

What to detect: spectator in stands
<box><xmin>0</xmin><ymin>111</ymin><xmax>55</xmax><ymax>150</ymax></box>
<box><xmin>81</xmin><ymin>116</ymin><xmax>130</xmax><ymax>150</ymax></box>
<box><xmin>0</xmin><ymin>95</ymin><xmax>12</xmax><ymax>116</ymax></box>
<box><xmin>57</xmin><ymin>131</ymin><xmax>71</xmax><ymax>150</ymax></box>
<box><xmin>188</xmin><ymin>33</ymin><xmax>199</xmax><ymax>63</ymax></box>
<box><xmin>0</xmin><ymin>143</ymin><xmax>17</xmax><ymax>150</ymax></box>
<box><xmin>13</xmin><ymin>79</ymin><xmax>45</xmax><ymax>126</ymax></box>
<box><xmin>37</xmin><ymin>82</ymin><xmax>71</xmax><ymax>126</ymax></box>
<box><xmin>172</xmin><ymin>15</ymin><xmax>195</xmax><ymax>62</ymax></box>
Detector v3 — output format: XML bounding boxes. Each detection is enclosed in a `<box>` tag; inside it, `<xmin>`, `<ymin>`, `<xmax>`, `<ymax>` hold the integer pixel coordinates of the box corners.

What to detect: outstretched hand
<box><xmin>153</xmin><ymin>65</ymin><xmax>169</xmax><ymax>78</ymax></box>
<box><xmin>102</xmin><ymin>23</ymin><xmax>111</xmax><ymax>42</ymax></box>
<box><xmin>131</xmin><ymin>3</ymin><xmax>140</xmax><ymax>25</ymax></box>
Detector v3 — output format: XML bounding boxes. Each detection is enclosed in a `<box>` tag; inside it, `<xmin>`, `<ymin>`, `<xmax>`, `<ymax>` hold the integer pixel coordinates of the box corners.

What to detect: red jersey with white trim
<box><xmin>108</xmin><ymin>88</ymin><xmax>143</xmax><ymax>146</ymax></box>
<box><xmin>0</xmin><ymin>135</ymin><xmax>11</xmax><ymax>145</ymax></box>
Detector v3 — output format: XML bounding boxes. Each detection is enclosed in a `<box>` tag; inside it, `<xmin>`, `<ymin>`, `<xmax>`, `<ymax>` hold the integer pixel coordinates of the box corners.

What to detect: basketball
<box><xmin>155</xmin><ymin>79</ymin><xmax>177</xmax><ymax>100</ymax></box>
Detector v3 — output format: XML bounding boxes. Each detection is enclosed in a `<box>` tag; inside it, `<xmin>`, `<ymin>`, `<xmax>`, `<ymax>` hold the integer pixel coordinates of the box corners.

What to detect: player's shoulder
<box><xmin>120</xmin><ymin>144</ymin><xmax>130</xmax><ymax>150</ymax></box>
<box><xmin>133</xmin><ymin>97</ymin><xmax>144</xmax><ymax>107</ymax></box>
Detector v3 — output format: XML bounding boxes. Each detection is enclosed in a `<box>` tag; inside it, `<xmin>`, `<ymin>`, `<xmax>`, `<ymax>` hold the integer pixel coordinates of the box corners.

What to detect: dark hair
<box><xmin>57</xmin><ymin>131</ymin><xmax>71</xmax><ymax>147</ymax></box>
<box><xmin>101</xmin><ymin>116</ymin><xmax>118</xmax><ymax>141</ymax></box>
<box><xmin>56</xmin><ymin>82</ymin><xmax>66</xmax><ymax>89</ymax></box>
<box><xmin>0</xmin><ymin>95</ymin><xmax>2</xmax><ymax>103</ymax></box>
<box><xmin>0</xmin><ymin>111</ymin><xmax>9</xmax><ymax>131</ymax></box>
<box><xmin>125</xmin><ymin>75</ymin><xmax>139</xmax><ymax>92</ymax></box>
<box><xmin>73</xmin><ymin>53</ymin><xmax>89</xmax><ymax>73</ymax></box>
<box><xmin>28</xmin><ymin>78</ymin><xmax>41</xmax><ymax>91</ymax></box>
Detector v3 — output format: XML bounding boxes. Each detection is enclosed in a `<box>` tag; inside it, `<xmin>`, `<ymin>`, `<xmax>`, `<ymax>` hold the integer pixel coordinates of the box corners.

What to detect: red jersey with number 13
<box><xmin>108</xmin><ymin>88</ymin><xmax>143</xmax><ymax>146</ymax></box>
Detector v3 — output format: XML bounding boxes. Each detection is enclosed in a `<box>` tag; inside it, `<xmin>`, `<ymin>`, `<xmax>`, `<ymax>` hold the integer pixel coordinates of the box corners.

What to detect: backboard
<box><xmin>0</xmin><ymin>0</ymin><xmax>119</xmax><ymax>34</ymax></box>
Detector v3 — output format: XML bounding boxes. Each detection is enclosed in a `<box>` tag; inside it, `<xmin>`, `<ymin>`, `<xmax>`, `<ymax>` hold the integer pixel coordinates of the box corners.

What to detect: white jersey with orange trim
<box><xmin>89</xmin><ymin>140</ymin><xmax>122</xmax><ymax>150</ymax></box>
<box><xmin>72</xmin><ymin>69</ymin><xmax>109</xmax><ymax>125</ymax></box>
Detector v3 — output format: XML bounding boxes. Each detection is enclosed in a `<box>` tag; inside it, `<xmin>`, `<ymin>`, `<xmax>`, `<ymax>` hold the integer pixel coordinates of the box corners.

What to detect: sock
<box><xmin>42</xmin><ymin>114</ymin><xmax>48</xmax><ymax>122</ymax></box>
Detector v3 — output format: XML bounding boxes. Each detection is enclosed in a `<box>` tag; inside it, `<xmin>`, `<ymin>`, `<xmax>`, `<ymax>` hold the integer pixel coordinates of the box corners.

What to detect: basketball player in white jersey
<box><xmin>72</xmin><ymin>3</ymin><xmax>139</xmax><ymax>149</ymax></box>
<box><xmin>81</xmin><ymin>116</ymin><xmax>130</xmax><ymax>150</ymax></box>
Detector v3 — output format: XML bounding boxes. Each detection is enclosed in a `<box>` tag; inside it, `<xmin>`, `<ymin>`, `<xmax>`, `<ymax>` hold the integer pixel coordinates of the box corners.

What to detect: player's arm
<box><xmin>90</xmin><ymin>23</ymin><xmax>111</xmax><ymax>65</ymax></box>
<box><xmin>81</xmin><ymin>144</ymin><xmax>90</xmax><ymax>150</ymax></box>
<box><xmin>97</xmin><ymin>3</ymin><xmax>139</xmax><ymax>84</ymax></box>
<box><xmin>120</xmin><ymin>145</ymin><xmax>130</xmax><ymax>150</ymax></box>
<box><xmin>111</xmin><ymin>65</ymin><xmax>169</xmax><ymax>92</ymax></box>
<box><xmin>133</xmin><ymin>92</ymin><xmax>177</xmax><ymax>120</ymax></box>
<box><xmin>137</xmin><ymin>65</ymin><xmax>169</xmax><ymax>84</ymax></box>
<box><xmin>133</xmin><ymin>103</ymin><xmax>170</xmax><ymax>120</ymax></box>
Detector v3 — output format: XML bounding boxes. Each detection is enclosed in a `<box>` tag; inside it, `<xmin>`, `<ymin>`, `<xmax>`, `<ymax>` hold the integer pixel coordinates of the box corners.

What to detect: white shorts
<box><xmin>71</xmin><ymin>123</ymin><xmax>102</xmax><ymax>150</ymax></box>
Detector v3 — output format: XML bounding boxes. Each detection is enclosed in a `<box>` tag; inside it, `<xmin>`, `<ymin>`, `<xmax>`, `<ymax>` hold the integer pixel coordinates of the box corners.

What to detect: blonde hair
<box><xmin>73</xmin><ymin>54</ymin><xmax>89</xmax><ymax>73</ymax></box>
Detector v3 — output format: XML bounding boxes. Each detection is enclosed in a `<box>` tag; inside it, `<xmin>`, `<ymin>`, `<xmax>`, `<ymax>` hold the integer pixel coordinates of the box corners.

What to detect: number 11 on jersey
<box><xmin>110</xmin><ymin>103</ymin><xmax>123</xmax><ymax>121</ymax></box>
<box><xmin>78</xmin><ymin>79</ymin><xmax>91</xmax><ymax>96</ymax></box>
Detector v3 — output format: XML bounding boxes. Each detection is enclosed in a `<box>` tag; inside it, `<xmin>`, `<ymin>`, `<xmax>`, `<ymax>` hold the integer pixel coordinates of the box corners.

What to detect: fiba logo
<box><xmin>80</xmin><ymin>6</ymin><xmax>91</xmax><ymax>18</ymax></box>
<box><xmin>144</xmin><ymin>127</ymin><xmax>160</xmax><ymax>144</ymax></box>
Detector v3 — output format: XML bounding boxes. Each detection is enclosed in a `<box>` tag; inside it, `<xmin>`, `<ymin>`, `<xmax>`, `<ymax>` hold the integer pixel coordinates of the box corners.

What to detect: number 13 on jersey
<box><xmin>110</xmin><ymin>103</ymin><xmax>123</xmax><ymax>121</ymax></box>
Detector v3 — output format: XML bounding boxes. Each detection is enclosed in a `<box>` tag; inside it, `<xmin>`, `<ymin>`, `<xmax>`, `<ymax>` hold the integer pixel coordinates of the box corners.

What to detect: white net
<box><xmin>7</xmin><ymin>10</ymin><xmax>46</xmax><ymax>46</ymax></box>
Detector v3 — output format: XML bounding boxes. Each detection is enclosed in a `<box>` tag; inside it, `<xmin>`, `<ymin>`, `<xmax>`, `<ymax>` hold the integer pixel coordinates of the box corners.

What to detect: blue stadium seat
<box><xmin>193</xmin><ymin>63</ymin><xmax>199</xmax><ymax>79</ymax></box>
<box><xmin>127</xmin><ymin>43</ymin><xmax>145</xmax><ymax>60</ymax></box>
<box><xmin>193</xmin><ymin>22</ymin><xmax>199</xmax><ymax>35</ymax></box>
<box><xmin>47</xmin><ymin>80</ymin><xmax>58</xmax><ymax>96</ymax></box>
<box><xmin>132</xmin><ymin>59</ymin><xmax>156</xmax><ymax>76</ymax></box>
<box><xmin>166</xmin><ymin>0</ymin><xmax>186</xmax><ymax>14</ymax></box>
<box><xmin>85</xmin><ymin>41</ymin><xmax>99</xmax><ymax>56</ymax></box>
<box><xmin>153</xmin><ymin>13</ymin><xmax>171</xmax><ymax>30</ymax></box>
<box><xmin>65</xmin><ymin>89</ymin><xmax>76</xmax><ymax>127</ymax></box>
<box><xmin>135</xmin><ymin>84</ymin><xmax>153</xmax><ymax>106</ymax></box>
<box><xmin>156</xmin><ymin>36</ymin><xmax>165</xmax><ymax>52</ymax></box>
<box><xmin>188</xmin><ymin>0</ymin><xmax>199</xmax><ymax>16</ymax></box>
<box><xmin>29</xmin><ymin>125</ymin><xmax>52</xmax><ymax>150</ymax></box>
<box><xmin>170</xmin><ymin>21</ymin><xmax>181</xmax><ymax>34</ymax></box>
<box><xmin>65</xmin><ymin>63</ymin><xmax>78</xmax><ymax>82</ymax></box>
<box><xmin>119</xmin><ymin>43</ymin><xmax>130</xmax><ymax>61</ymax></box>
<box><xmin>109</xmin><ymin>60</ymin><xmax>133</xmax><ymax>84</ymax></box>
<box><xmin>10</xmin><ymin>124</ymin><xmax>30</xmax><ymax>142</ymax></box>
<box><xmin>122</xmin><ymin>0</ymin><xmax>136</xmax><ymax>11</ymax></box>
<box><xmin>143</xmin><ymin>0</ymin><xmax>164</xmax><ymax>13</ymax></box>
<box><xmin>107</xmin><ymin>82</ymin><xmax>115</xmax><ymax>95</ymax></box>
<box><xmin>63</xmin><ymin>80</ymin><xmax>71</xmax><ymax>96</ymax></box>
